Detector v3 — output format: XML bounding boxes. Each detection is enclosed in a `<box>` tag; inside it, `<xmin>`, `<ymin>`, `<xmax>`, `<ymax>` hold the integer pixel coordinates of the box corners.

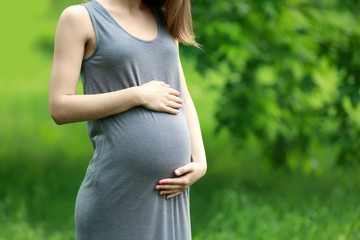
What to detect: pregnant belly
<box><xmin>92</xmin><ymin>107</ymin><xmax>192</xmax><ymax>181</ymax></box>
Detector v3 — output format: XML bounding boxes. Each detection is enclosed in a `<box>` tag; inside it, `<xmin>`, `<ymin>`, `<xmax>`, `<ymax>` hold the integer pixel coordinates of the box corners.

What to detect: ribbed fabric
<box><xmin>75</xmin><ymin>1</ymin><xmax>192</xmax><ymax>239</ymax></box>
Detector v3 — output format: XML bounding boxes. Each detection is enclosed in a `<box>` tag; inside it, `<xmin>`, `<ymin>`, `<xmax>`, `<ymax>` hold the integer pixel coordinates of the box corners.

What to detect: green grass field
<box><xmin>1</xmin><ymin>155</ymin><xmax>360</xmax><ymax>239</ymax></box>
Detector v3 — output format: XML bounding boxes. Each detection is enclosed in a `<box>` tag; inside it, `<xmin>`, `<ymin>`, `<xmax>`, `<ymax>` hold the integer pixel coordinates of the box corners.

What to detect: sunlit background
<box><xmin>1</xmin><ymin>0</ymin><xmax>360</xmax><ymax>239</ymax></box>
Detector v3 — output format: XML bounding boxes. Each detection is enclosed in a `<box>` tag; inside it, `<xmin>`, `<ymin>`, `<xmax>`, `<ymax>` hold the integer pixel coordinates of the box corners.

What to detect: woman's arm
<box><xmin>49</xmin><ymin>6</ymin><xmax>183</xmax><ymax>125</ymax></box>
<box><xmin>155</xmin><ymin>42</ymin><xmax>207</xmax><ymax>199</ymax></box>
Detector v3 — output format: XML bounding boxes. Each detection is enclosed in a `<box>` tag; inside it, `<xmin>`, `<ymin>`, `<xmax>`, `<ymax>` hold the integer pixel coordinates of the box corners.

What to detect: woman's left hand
<box><xmin>155</xmin><ymin>162</ymin><xmax>207</xmax><ymax>200</ymax></box>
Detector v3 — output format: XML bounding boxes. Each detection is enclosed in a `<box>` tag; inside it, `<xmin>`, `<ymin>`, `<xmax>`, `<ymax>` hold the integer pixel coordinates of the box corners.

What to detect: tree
<box><xmin>189</xmin><ymin>0</ymin><xmax>360</xmax><ymax>171</ymax></box>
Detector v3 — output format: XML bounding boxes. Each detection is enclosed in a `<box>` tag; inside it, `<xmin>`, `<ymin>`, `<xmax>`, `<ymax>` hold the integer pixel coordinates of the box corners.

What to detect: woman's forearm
<box><xmin>49</xmin><ymin>87</ymin><xmax>141</xmax><ymax>125</ymax></box>
<box><xmin>184</xmin><ymin>92</ymin><xmax>207</xmax><ymax>171</ymax></box>
<box><xmin>49</xmin><ymin>80</ymin><xmax>183</xmax><ymax>125</ymax></box>
<box><xmin>177</xmin><ymin>53</ymin><xmax>207</xmax><ymax>172</ymax></box>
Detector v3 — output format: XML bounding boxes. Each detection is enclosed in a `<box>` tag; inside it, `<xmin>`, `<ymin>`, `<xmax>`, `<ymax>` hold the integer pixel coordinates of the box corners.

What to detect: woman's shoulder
<box><xmin>56</xmin><ymin>5</ymin><xmax>94</xmax><ymax>42</ymax></box>
<box><xmin>59</xmin><ymin>5</ymin><xmax>91</xmax><ymax>24</ymax></box>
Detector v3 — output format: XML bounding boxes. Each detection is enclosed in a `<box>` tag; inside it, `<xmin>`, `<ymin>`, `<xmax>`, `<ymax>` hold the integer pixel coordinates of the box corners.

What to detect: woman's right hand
<box><xmin>138</xmin><ymin>80</ymin><xmax>183</xmax><ymax>114</ymax></box>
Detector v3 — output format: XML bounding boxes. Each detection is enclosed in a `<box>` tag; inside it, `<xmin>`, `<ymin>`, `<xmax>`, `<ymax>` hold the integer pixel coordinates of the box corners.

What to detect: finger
<box><xmin>158</xmin><ymin>178</ymin><xmax>183</xmax><ymax>185</ymax></box>
<box><xmin>156</xmin><ymin>80</ymin><xmax>168</xmax><ymax>85</ymax></box>
<box><xmin>167</xmin><ymin>101</ymin><xmax>183</xmax><ymax>110</ymax></box>
<box><xmin>158</xmin><ymin>178</ymin><xmax>189</xmax><ymax>187</ymax></box>
<box><xmin>168</xmin><ymin>95</ymin><xmax>183</xmax><ymax>104</ymax></box>
<box><xmin>175</xmin><ymin>164</ymin><xmax>193</xmax><ymax>176</ymax></box>
<box><xmin>166</xmin><ymin>192</ymin><xmax>182</xmax><ymax>200</ymax></box>
<box><xmin>168</xmin><ymin>88</ymin><xmax>180</xmax><ymax>96</ymax></box>
<box><xmin>159</xmin><ymin>189</ymin><xmax>181</xmax><ymax>196</ymax></box>
<box><xmin>155</xmin><ymin>184</ymin><xmax>182</xmax><ymax>190</ymax></box>
<box><xmin>162</xmin><ymin>106</ymin><xmax>179</xmax><ymax>115</ymax></box>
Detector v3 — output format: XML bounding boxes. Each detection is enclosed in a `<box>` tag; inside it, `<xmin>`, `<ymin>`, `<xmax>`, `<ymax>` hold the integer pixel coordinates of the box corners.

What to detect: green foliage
<box><xmin>190</xmin><ymin>0</ymin><xmax>360</xmax><ymax>170</ymax></box>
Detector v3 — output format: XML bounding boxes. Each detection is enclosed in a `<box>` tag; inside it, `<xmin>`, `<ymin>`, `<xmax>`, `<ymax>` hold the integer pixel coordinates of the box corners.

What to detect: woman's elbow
<box><xmin>50</xmin><ymin>109</ymin><xmax>66</xmax><ymax>125</ymax></box>
<box><xmin>51</xmin><ymin>114</ymin><xmax>66</xmax><ymax>125</ymax></box>
<box><xmin>49</xmin><ymin>100</ymin><xmax>69</xmax><ymax>125</ymax></box>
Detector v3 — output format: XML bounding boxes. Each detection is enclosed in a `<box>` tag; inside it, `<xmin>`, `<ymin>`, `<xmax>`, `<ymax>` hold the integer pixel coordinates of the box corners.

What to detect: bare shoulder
<box><xmin>60</xmin><ymin>5</ymin><xmax>90</xmax><ymax>22</ymax></box>
<box><xmin>56</xmin><ymin>5</ymin><xmax>93</xmax><ymax>40</ymax></box>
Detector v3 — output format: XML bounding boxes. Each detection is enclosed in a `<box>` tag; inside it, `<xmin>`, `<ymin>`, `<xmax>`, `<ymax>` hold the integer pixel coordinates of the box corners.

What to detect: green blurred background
<box><xmin>1</xmin><ymin>0</ymin><xmax>360</xmax><ymax>239</ymax></box>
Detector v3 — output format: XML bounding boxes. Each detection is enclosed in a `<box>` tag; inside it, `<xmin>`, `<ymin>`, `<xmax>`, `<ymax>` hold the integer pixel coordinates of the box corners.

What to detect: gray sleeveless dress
<box><xmin>75</xmin><ymin>1</ymin><xmax>192</xmax><ymax>239</ymax></box>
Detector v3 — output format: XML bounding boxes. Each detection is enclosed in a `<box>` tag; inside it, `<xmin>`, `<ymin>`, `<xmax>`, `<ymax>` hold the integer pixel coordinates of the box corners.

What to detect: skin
<box><xmin>49</xmin><ymin>0</ymin><xmax>207</xmax><ymax>200</ymax></box>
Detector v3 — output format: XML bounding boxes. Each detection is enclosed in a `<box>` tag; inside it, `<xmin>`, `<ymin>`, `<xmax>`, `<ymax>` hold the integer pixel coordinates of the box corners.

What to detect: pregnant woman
<box><xmin>49</xmin><ymin>0</ymin><xmax>206</xmax><ymax>239</ymax></box>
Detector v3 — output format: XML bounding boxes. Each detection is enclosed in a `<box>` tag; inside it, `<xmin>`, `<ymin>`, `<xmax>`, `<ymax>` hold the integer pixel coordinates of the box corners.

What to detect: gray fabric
<box><xmin>75</xmin><ymin>0</ymin><xmax>192</xmax><ymax>239</ymax></box>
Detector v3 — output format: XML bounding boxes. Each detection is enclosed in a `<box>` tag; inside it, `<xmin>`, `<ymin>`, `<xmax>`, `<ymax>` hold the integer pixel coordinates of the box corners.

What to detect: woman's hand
<box><xmin>155</xmin><ymin>162</ymin><xmax>207</xmax><ymax>200</ymax></box>
<box><xmin>138</xmin><ymin>80</ymin><xmax>183</xmax><ymax>114</ymax></box>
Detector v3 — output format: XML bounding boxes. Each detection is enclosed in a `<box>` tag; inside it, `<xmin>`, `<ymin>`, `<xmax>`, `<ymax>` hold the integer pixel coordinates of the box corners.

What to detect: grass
<box><xmin>1</xmin><ymin>154</ymin><xmax>360</xmax><ymax>239</ymax></box>
<box><xmin>191</xmin><ymin>169</ymin><xmax>360</xmax><ymax>240</ymax></box>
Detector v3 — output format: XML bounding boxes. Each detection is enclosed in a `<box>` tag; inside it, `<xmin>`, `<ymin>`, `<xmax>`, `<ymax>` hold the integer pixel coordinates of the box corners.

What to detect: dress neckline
<box><xmin>93</xmin><ymin>0</ymin><xmax>161</xmax><ymax>43</ymax></box>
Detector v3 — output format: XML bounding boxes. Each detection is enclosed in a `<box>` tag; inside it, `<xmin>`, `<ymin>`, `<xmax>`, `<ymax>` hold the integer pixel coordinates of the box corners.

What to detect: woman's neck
<box><xmin>99</xmin><ymin>0</ymin><xmax>145</xmax><ymax>12</ymax></box>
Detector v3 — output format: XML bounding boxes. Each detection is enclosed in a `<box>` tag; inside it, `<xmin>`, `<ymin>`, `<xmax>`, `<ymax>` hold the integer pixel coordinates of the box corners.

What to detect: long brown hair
<box><xmin>85</xmin><ymin>0</ymin><xmax>199</xmax><ymax>47</ymax></box>
<box><xmin>145</xmin><ymin>0</ymin><xmax>199</xmax><ymax>47</ymax></box>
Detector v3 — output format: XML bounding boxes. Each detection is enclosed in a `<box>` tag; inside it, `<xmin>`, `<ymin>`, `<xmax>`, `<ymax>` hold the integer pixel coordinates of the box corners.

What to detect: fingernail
<box><xmin>175</xmin><ymin>170</ymin><xmax>180</xmax><ymax>175</ymax></box>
